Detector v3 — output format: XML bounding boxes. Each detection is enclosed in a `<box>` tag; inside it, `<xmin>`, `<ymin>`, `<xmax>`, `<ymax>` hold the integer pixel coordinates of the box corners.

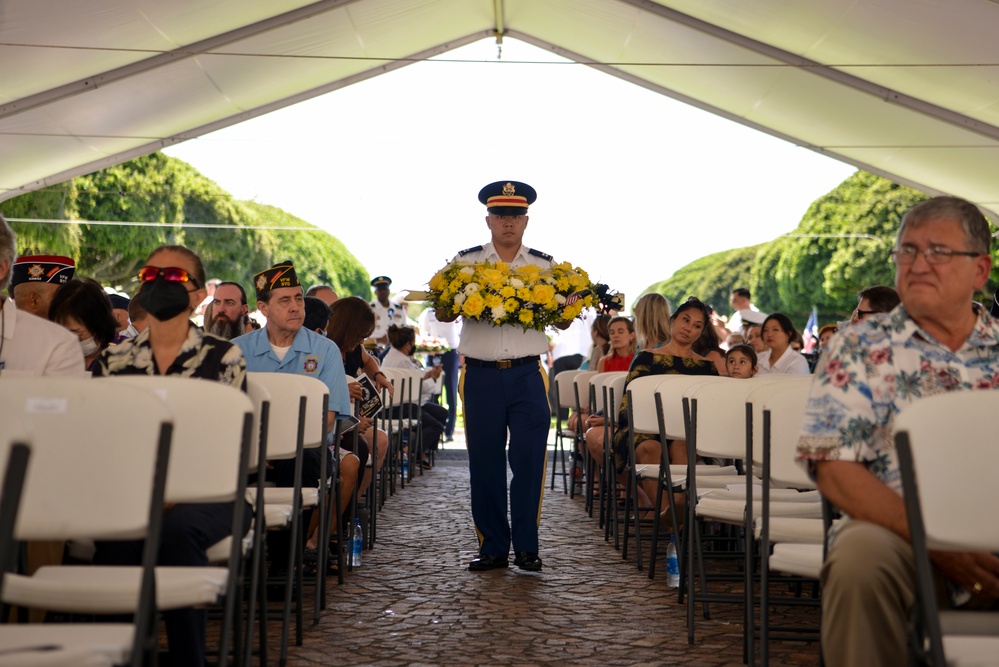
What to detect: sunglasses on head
<box><xmin>137</xmin><ymin>266</ymin><xmax>201</xmax><ymax>288</ymax></box>
<box><xmin>686</xmin><ymin>296</ymin><xmax>713</xmax><ymax>315</ymax></box>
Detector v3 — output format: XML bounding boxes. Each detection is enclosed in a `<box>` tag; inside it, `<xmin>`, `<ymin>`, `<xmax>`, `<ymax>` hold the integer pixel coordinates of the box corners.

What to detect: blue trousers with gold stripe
<box><xmin>461</xmin><ymin>361</ymin><xmax>550</xmax><ymax>557</ymax></box>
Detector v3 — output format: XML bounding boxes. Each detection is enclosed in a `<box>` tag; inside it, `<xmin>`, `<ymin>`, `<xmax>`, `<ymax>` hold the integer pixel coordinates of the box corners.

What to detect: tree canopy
<box><xmin>645</xmin><ymin>171</ymin><xmax>998</xmax><ymax>328</ymax></box>
<box><xmin>2</xmin><ymin>153</ymin><xmax>369</xmax><ymax>305</ymax></box>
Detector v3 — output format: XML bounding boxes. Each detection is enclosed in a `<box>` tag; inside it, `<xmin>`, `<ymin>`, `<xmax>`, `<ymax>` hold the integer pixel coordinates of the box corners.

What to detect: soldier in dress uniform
<box><xmin>436</xmin><ymin>180</ymin><xmax>570</xmax><ymax>573</ymax></box>
<box><xmin>369</xmin><ymin>275</ymin><xmax>404</xmax><ymax>347</ymax></box>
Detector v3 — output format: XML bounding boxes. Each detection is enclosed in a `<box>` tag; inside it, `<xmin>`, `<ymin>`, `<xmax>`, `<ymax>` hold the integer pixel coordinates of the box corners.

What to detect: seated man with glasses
<box><xmin>850</xmin><ymin>284</ymin><xmax>900</xmax><ymax>325</ymax></box>
<box><xmin>796</xmin><ymin>196</ymin><xmax>999</xmax><ymax>667</ymax></box>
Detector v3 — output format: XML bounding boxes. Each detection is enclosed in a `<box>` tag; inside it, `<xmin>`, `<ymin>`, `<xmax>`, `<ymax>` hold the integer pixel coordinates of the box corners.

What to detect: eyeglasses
<box><xmin>137</xmin><ymin>266</ymin><xmax>201</xmax><ymax>287</ymax></box>
<box><xmin>890</xmin><ymin>245</ymin><xmax>981</xmax><ymax>265</ymax></box>
<box><xmin>852</xmin><ymin>308</ymin><xmax>878</xmax><ymax>321</ymax></box>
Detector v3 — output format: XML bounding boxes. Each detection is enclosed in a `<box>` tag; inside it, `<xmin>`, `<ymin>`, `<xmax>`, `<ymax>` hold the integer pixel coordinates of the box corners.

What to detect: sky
<box><xmin>163</xmin><ymin>38</ymin><xmax>856</xmax><ymax>313</ymax></box>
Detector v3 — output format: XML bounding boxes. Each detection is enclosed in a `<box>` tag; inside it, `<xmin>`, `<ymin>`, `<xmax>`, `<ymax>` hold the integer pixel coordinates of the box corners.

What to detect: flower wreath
<box><xmin>423</xmin><ymin>259</ymin><xmax>622</xmax><ymax>332</ymax></box>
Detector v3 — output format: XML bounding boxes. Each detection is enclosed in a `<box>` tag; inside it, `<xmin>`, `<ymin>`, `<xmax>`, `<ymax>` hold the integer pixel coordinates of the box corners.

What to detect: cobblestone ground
<box><xmin>266</xmin><ymin>454</ymin><xmax>821</xmax><ymax>666</ymax></box>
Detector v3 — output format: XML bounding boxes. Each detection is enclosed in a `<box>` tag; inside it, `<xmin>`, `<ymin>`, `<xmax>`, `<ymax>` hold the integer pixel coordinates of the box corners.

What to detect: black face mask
<box><xmin>137</xmin><ymin>277</ymin><xmax>192</xmax><ymax>321</ymax></box>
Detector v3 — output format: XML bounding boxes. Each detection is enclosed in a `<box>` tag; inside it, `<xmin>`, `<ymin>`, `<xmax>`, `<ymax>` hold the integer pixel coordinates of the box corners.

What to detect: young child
<box><xmin>725</xmin><ymin>343</ymin><xmax>758</xmax><ymax>379</ymax></box>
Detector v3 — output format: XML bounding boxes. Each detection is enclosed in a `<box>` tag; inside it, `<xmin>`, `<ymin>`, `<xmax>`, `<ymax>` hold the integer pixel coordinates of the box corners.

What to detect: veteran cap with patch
<box><xmin>478</xmin><ymin>181</ymin><xmax>537</xmax><ymax>216</ymax></box>
<box><xmin>10</xmin><ymin>255</ymin><xmax>75</xmax><ymax>288</ymax></box>
<box><xmin>253</xmin><ymin>261</ymin><xmax>301</xmax><ymax>299</ymax></box>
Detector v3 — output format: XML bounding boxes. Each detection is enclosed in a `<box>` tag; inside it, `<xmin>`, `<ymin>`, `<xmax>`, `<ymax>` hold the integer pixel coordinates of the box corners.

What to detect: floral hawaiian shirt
<box><xmin>93</xmin><ymin>323</ymin><xmax>246</xmax><ymax>390</ymax></box>
<box><xmin>796</xmin><ymin>303</ymin><xmax>999</xmax><ymax>494</ymax></box>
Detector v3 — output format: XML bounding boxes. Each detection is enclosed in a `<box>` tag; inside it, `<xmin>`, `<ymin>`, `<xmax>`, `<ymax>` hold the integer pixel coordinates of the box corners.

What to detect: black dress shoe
<box><xmin>468</xmin><ymin>553</ymin><xmax>509</xmax><ymax>571</ymax></box>
<box><xmin>513</xmin><ymin>552</ymin><xmax>543</xmax><ymax>572</ymax></box>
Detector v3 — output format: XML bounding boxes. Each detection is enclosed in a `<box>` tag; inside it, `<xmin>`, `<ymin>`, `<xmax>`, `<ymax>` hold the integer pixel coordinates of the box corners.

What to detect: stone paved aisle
<box><xmin>279</xmin><ymin>458</ymin><xmax>821</xmax><ymax>666</ymax></box>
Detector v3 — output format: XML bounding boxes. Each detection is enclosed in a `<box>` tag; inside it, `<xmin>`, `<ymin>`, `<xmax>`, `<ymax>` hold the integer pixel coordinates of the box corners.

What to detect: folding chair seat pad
<box><xmin>246</xmin><ymin>486</ymin><xmax>319</xmax><ymax>508</ymax></box>
<box><xmin>205</xmin><ymin>528</ymin><xmax>254</xmax><ymax>563</ymax></box>
<box><xmin>695</xmin><ymin>497</ymin><xmax>823</xmax><ymax>524</ymax></box>
<box><xmin>0</xmin><ymin>624</ymin><xmax>134</xmax><ymax>667</ymax></box>
<box><xmin>712</xmin><ymin>487</ymin><xmax>820</xmax><ymax>503</ymax></box>
<box><xmin>264</xmin><ymin>503</ymin><xmax>294</xmax><ymax>529</ymax></box>
<box><xmin>768</xmin><ymin>543</ymin><xmax>823</xmax><ymax>579</ymax></box>
<box><xmin>941</xmin><ymin>635</ymin><xmax>999</xmax><ymax>667</ymax></box>
<box><xmin>632</xmin><ymin>464</ymin><xmax>687</xmax><ymax>488</ymax></box>
<box><xmin>5</xmin><ymin>565</ymin><xmax>227</xmax><ymax>613</ymax></box>
<box><xmin>753</xmin><ymin>517</ymin><xmax>826</xmax><ymax>543</ymax></box>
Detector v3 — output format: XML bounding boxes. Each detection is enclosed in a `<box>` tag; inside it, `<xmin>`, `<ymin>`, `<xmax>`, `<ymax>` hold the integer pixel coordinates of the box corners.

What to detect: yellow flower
<box><xmin>461</xmin><ymin>292</ymin><xmax>486</xmax><ymax>318</ymax></box>
<box><xmin>429</xmin><ymin>271</ymin><xmax>447</xmax><ymax>290</ymax></box>
<box><xmin>568</xmin><ymin>272</ymin><xmax>587</xmax><ymax>288</ymax></box>
<box><xmin>500</xmin><ymin>285</ymin><xmax>516</xmax><ymax>298</ymax></box>
<box><xmin>562</xmin><ymin>302</ymin><xmax>583</xmax><ymax>320</ymax></box>
<box><xmin>531</xmin><ymin>283</ymin><xmax>556</xmax><ymax>305</ymax></box>
<box><xmin>484</xmin><ymin>293</ymin><xmax>503</xmax><ymax>308</ymax></box>
<box><xmin>479</xmin><ymin>267</ymin><xmax>505</xmax><ymax>288</ymax></box>
<box><xmin>495</xmin><ymin>261</ymin><xmax>510</xmax><ymax>272</ymax></box>
<box><xmin>516</xmin><ymin>264</ymin><xmax>541</xmax><ymax>280</ymax></box>
<box><xmin>519</xmin><ymin>310</ymin><xmax>534</xmax><ymax>325</ymax></box>
<box><xmin>555</xmin><ymin>277</ymin><xmax>570</xmax><ymax>291</ymax></box>
<box><xmin>517</xmin><ymin>287</ymin><xmax>531</xmax><ymax>300</ymax></box>
<box><xmin>504</xmin><ymin>298</ymin><xmax>520</xmax><ymax>313</ymax></box>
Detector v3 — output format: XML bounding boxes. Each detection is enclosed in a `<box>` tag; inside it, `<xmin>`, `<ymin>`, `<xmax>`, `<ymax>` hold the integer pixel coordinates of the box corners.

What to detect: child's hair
<box><xmin>607</xmin><ymin>316</ymin><xmax>637</xmax><ymax>357</ymax></box>
<box><xmin>725</xmin><ymin>343</ymin><xmax>758</xmax><ymax>368</ymax></box>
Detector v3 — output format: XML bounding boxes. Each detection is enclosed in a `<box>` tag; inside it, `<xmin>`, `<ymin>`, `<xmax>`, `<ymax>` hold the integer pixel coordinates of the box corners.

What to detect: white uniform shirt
<box><xmin>0</xmin><ymin>297</ymin><xmax>85</xmax><ymax>376</ymax></box>
<box><xmin>418</xmin><ymin>307</ymin><xmax>461</xmax><ymax>349</ymax></box>
<box><xmin>453</xmin><ymin>242</ymin><xmax>552</xmax><ymax>361</ymax></box>
<box><xmin>381</xmin><ymin>345</ymin><xmax>441</xmax><ymax>397</ymax></box>
<box><xmin>370</xmin><ymin>298</ymin><xmax>405</xmax><ymax>340</ymax></box>
<box><xmin>551</xmin><ymin>307</ymin><xmax>597</xmax><ymax>360</ymax></box>
<box><xmin>757</xmin><ymin>347</ymin><xmax>811</xmax><ymax>375</ymax></box>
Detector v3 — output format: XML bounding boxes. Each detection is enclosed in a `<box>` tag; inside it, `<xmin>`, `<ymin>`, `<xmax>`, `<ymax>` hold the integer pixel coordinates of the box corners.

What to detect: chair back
<box><xmin>105</xmin><ymin>376</ymin><xmax>254</xmax><ymax>503</ymax></box>
<box><xmin>0</xmin><ymin>402</ymin><xmax>31</xmax><ymax>573</ymax></box>
<box><xmin>600</xmin><ymin>372</ymin><xmax>629</xmax><ymax>418</ymax></box>
<box><xmin>567</xmin><ymin>370</ymin><xmax>598</xmax><ymax>412</ymax></box>
<box><xmin>689</xmin><ymin>376</ymin><xmax>783</xmax><ymax>460</ymax></box>
<box><xmin>896</xmin><ymin>391</ymin><xmax>999</xmax><ymax>552</ymax></box>
<box><xmin>747</xmin><ymin>376</ymin><xmax>812</xmax><ymax>470</ymax></box>
<box><xmin>0</xmin><ymin>378</ymin><xmax>172</xmax><ymax>541</ymax></box>
<box><xmin>246</xmin><ymin>372</ymin><xmax>311</xmax><ymax>460</ymax></box>
<box><xmin>626</xmin><ymin>375</ymin><xmax>667</xmax><ymax>435</ymax></box>
<box><xmin>555</xmin><ymin>369</ymin><xmax>584</xmax><ymax>408</ymax></box>
<box><xmin>654</xmin><ymin>375</ymin><xmax>722</xmax><ymax>440</ymax></box>
<box><xmin>761</xmin><ymin>382</ymin><xmax>814</xmax><ymax>489</ymax></box>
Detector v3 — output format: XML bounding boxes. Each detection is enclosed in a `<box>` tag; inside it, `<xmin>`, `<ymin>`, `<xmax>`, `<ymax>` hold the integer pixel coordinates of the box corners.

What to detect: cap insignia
<box><xmin>27</xmin><ymin>264</ymin><xmax>44</xmax><ymax>279</ymax></box>
<box><xmin>502</xmin><ymin>182</ymin><xmax>516</xmax><ymax>196</ymax></box>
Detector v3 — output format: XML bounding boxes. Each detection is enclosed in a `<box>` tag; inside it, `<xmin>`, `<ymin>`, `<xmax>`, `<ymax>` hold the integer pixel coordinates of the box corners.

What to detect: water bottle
<box><xmin>666</xmin><ymin>535</ymin><xmax>679</xmax><ymax>588</ymax></box>
<box><xmin>351</xmin><ymin>519</ymin><xmax>363</xmax><ymax>567</ymax></box>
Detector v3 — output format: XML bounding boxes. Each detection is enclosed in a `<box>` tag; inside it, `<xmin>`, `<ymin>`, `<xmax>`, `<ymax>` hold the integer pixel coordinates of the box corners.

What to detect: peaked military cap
<box><xmin>370</xmin><ymin>276</ymin><xmax>392</xmax><ymax>288</ymax></box>
<box><xmin>478</xmin><ymin>181</ymin><xmax>537</xmax><ymax>216</ymax></box>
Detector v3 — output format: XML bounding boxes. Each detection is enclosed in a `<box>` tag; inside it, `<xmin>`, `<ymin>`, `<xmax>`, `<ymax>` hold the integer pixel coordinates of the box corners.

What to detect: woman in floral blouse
<box><xmin>92</xmin><ymin>244</ymin><xmax>248</xmax><ymax>667</ymax></box>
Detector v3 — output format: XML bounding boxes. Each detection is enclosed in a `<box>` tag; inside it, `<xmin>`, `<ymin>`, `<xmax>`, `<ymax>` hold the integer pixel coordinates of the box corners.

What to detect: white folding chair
<box><xmin>590</xmin><ymin>371</ymin><xmax>628</xmax><ymax>544</ymax></box>
<box><xmin>104</xmin><ymin>376</ymin><xmax>254</xmax><ymax>667</ymax></box>
<box><xmin>550</xmin><ymin>369</ymin><xmax>588</xmax><ymax>495</ymax></box>
<box><xmin>243</xmin><ymin>372</ymin><xmax>328</xmax><ymax>666</ymax></box>
<box><xmin>896</xmin><ymin>392</ymin><xmax>999</xmax><ymax>667</ymax></box>
<box><xmin>0</xmin><ymin>378</ymin><xmax>173</xmax><ymax>667</ymax></box>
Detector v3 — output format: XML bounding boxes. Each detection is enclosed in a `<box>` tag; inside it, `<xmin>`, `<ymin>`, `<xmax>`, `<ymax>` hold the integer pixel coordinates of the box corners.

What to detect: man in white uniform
<box><xmin>437</xmin><ymin>180</ymin><xmax>570</xmax><ymax>573</ymax></box>
<box><xmin>369</xmin><ymin>276</ymin><xmax>404</xmax><ymax>347</ymax></box>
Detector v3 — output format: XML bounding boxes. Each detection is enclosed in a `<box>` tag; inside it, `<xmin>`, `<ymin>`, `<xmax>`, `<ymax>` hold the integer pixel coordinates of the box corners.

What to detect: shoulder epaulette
<box><xmin>458</xmin><ymin>245</ymin><xmax>483</xmax><ymax>256</ymax></box>
<box><xmin>528</xmin><ymin>248</ymin><xmax>553</xmax><ymax>262</ymax></box>
<box><xmin>369</xmin><ymin>301</ymin><xmax>376</xmax><ymax>308</ymax></box>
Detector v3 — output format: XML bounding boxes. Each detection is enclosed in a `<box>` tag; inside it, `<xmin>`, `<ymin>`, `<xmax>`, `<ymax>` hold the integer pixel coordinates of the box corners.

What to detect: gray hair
<box><xmin>897</xmin><ymin>196</ymin><xmax>992</xmax><ymax>255</ymax></box>
<box><xmin>0</xmin><ymin>214</ymin><xmax>16</xmax><ymax>293</ymax></box>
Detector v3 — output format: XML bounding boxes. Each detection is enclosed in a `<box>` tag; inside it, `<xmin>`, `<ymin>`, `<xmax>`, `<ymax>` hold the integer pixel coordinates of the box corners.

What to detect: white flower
<box><xmin>463</xmin><ymin>282</ymin><xmax>480</xmax><ymax>295</ymax></box>
<box><xmin>509</xmin><ymin>278</ymin><xmax>524</xmax><ymax>289</ymax></box>
<box><xmin>454</xmin><ymin>293</ymin><xmax>466</xmax><ymax>306</ymax></box>
<box><xmin>459</xmin><ymin>266</ymin><xmax>475</xmax><ymax>276</ymax></box>
<box><xmin>555</xmin><ymin>294</ymin><xmax>566</xmax><ymax>305</ymax></box>
<box><xmin>491</xmin><ymin>305</ymin><xmax>506</xmax><ymax>321</ymax></box>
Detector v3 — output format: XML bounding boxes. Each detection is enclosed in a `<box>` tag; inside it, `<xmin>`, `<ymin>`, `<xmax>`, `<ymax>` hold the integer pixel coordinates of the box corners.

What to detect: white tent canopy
<box><xmin>3</xmin><ymin>0</ymin><xmax>999</xmax><ymax>218</ymax></box>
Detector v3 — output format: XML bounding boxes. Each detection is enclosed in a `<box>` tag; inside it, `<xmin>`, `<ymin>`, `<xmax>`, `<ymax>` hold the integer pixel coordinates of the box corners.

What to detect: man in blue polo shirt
<box><xmin>233</xmin><ymin>261</ymin><xmax>353</xmax><ymax>574</ymax></box>
<box><xmin>234</xmin><ymin>260</ymin><xmax>351</xmax><ymax>422</ymax></box>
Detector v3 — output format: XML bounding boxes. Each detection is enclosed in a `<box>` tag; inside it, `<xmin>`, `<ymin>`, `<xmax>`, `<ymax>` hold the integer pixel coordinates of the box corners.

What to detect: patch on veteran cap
<box><xmin>11</xmin><ymin>255</ymin><xmax>75</xmax><ymax>287</ymax></box>
<box><xmin>478</xmin><ymin>181</ymin><xmax>537</xmax><ymax>215</ymax></box>
<box><xmin>370</xmin><ymin>276</ymin><xmax>392</xmax><ymax>288</ymax></box>
<box><xmin>254</xmin><ymin>261</ymin><xmax>300</xmax><ymax>297</ymax></box>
